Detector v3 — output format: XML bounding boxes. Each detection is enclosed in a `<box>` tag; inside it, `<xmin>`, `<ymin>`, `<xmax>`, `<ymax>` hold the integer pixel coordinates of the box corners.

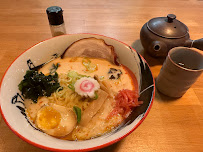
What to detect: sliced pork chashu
<box><xmin>61</xmin><ymin>37</ymin><xmax>119</xmax><ymax>65</ymax></box>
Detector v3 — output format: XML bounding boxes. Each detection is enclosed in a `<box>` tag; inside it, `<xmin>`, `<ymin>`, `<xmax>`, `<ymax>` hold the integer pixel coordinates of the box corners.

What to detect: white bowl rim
<box><xmin>0</xmin><ymin>33</ymin><xmax>155</xmax><ymax>152</ymax></box>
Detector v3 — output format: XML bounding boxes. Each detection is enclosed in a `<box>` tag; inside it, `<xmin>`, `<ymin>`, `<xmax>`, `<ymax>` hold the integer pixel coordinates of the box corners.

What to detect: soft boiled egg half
<box><xmin>35</xmin><ymin>104</ymin><xmax>77</xmax><ymax>137</ymax></box>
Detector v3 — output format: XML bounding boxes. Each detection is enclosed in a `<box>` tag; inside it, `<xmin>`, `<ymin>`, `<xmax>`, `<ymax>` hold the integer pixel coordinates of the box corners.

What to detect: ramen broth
<box><xmin>24</xmin><ymin>57</ymin><xmax>138</xmax><ymax>140</ymax></box>
<box><xmin>39</xmin><ymin>57</ymin><xmax>135</xmax><ymax>93</ymax></box>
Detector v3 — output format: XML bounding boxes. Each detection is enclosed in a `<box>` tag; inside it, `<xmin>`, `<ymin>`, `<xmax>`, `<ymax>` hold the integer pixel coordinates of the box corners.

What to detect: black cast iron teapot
<box><xmin>140</xmin><ymin>14</ymin><xmax>203</xmax><ymax>57</ymax></box>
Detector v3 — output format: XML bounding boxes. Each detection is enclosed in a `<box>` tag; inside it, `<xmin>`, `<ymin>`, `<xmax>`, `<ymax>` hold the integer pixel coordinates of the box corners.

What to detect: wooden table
<box><xmin>0</xmin><ymin>0</ymin><xmax>202</xmax><ymax>152</ymax></box>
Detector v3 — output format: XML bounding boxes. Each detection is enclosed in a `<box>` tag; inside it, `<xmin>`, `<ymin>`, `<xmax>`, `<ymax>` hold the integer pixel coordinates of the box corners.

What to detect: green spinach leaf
<box><xmin>18</xmin><ymin>70</ymin><xmax>60</xmax><ymax>103</ymax></box>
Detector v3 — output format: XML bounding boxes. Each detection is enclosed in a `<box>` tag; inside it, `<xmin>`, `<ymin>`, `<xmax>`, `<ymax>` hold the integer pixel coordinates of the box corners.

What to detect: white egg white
<box><xmin>24</xmin><ymin>97</ymin><xmax>49</xmax><ymax>121</ymax></box>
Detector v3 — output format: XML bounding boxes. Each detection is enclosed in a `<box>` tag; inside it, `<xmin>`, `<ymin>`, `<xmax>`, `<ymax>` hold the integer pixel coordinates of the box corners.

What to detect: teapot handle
<box><xmin>192</xmin><ymin>38</ymin><xmax>203</xmax><ymax>50</ymax></box>
<box><xmin>185</xmin><ymin>38</ymin><xmax>203</xmax><ymax>50</ymax></box>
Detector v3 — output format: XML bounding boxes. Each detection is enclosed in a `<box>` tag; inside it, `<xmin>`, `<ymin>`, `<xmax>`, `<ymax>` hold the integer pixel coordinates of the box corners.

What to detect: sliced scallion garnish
<box><xmin>73</xmin><ymin>106</ymin><xmax>81</xmax><ymax>123</ymax></box>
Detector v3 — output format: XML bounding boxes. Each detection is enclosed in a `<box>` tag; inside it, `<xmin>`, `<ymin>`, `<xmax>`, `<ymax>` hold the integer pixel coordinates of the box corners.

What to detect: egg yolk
<box><xmin>37</xmin><ymin>106</ymin><xmax>61</xmax><ymax>130</ymax></box>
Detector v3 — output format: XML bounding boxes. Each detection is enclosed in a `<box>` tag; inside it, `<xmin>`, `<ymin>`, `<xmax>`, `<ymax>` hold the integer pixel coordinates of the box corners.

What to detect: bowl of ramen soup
<box><xmin>0</xmin><ymin>34</ymin><xmax>155</xmax><ymax>151</ymax></box>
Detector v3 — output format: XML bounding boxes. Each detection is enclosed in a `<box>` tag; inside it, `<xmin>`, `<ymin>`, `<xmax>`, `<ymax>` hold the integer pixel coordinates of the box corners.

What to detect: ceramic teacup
<box><xmin>156</xmin><ymin>47</ymin><xmax>203</xmax><ymax>97</ymax></box>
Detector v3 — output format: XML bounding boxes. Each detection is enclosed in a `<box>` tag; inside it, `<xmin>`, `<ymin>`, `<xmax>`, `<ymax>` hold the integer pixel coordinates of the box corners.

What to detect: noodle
<box><xmin>48</xmin><ymin>73</ymin><xmax>91</xmax><ymax>110</ymax></box>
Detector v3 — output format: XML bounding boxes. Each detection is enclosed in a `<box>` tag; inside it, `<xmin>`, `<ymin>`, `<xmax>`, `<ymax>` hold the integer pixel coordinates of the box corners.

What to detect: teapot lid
<box><xmin>147</xmin><ymin>14</ymin><xmax>188</xmax><ymax>38</ymax></box>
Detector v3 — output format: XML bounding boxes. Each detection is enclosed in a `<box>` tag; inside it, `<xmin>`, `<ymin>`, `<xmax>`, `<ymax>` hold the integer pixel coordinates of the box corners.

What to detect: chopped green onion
<box><xmin>73</xmin><ymin>106</ymin><xmax>81</xmax><ymax>123</ymax></box>
<box><xmin>100</xmin><ymin>76</ymin><xmax>105</xmax><ymax>80</ymax></box>
<box><xmin>93</xmin><ymin>92</ymin><xmax>98</xmax><ymax>100</ymax></box>
<box><xmin>82</xmin><ymin>58</ymin><xmax>91</xmax><ymax>67</ymax></box>
<box><xmin>87</xmin><ymin>64</ymin><xmax>97</xmax><ymax>71</ymax></box>
<box><xmin>68</xmin><ymin>84</ymin><xmax>75</xmax><ymax>90</ymax></box>
<box><xmin>56</xmin><ymin>86</ymin><xmax>63</xmax><ymax>92</ymax></box>
<box><xmin>82</xmin><ymin>57</ymin><xmax>97</xmax><ymax>73</ymax></box>
<box><xmin>66</xmin><ymin>77</ymin><xmax>72</xmax><ymax>83</ymax></box>
<box><xmin>67</xmin><ymin>71</ymin><xmax>88</xmax><ymax>88</ymax></box>
<box><xmin>68</xmin><ymin>71</ymin><xmax>78</xmax><ymax>78</ymax></box>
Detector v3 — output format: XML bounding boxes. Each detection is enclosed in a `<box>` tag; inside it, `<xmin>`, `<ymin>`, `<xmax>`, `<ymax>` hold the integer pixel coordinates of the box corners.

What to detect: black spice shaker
<box><xmin>46</xmin><ymin>6</ymin><xmax>66</xmax><ymax>37</ymax></box>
